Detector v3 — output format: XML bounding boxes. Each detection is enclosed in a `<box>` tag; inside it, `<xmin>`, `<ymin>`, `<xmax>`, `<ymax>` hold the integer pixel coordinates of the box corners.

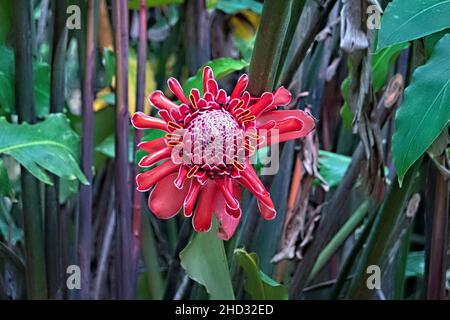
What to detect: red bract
<box><xmin>131</xmin><ymin>67</ymin><xmax>314</xmax><ymax>240</ymax></box>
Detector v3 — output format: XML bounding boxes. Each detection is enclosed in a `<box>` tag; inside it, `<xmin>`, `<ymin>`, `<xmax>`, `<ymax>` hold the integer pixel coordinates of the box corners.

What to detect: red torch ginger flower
<box><xmin>131</xmin><ymin>67</ymin><xmax>314</xmax><ymax>240</ymax></box>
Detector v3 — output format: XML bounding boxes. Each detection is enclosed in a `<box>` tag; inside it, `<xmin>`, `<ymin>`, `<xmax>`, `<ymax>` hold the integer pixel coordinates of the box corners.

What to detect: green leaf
<box><xmin>128</xmin><ymin>0</ymin><xmax>183</xmax><ymax>9</ymax></box>
<box><xmin>424</xmin><ymin>29</ymin><xmax>449</xmax><ymax>59</ymax></box>
<box><xmin>0</xmin><ymin>46</ymin><xmax>50</xmax><ymax>117</ymax></box>
<box><xmin>128</xmin><ymin>0</ymin><xmax>217</xmax><ymax>9</ymax></box>
<box><xmin>0</xmin><ymin>114</ymin><xmax>88</xmax><ymax>185</ymax></box>
<box><xmin>392</xmin><ymin>34</ymin><xmax>450</xmax><ymax>184</ymax></box>
<box><xmin>216</xmin><ymin>0</ymin><xmax>263</xmax><ymax>14</ymax></box>
<box><xmin>102</xmin><ymin>48</ymin><xmax>115</xmax><ymax>87</ymax></box>
<box><xmin>0</xmin><ymin>159</ymin><xmax>12</xmax><ymax>197</ymax></box>
<box><xmin>96</xmin><ymin>130</ymin><xmax>134</xmax><ymax>163</ymax></box>
<box><xmin>183</xmin><ymin>58</ymin><xmax>249</xmax><ymax>95</ymax></box>
<box><xmin>180</xmin><ymin>220</ymin><xmax>235</xmax><ymax>300</ymax></box>
<box><xmin>69</xmin><ymin>106</ymin><xmax>116</xmax><ymax>169</ymax></box>
<box><xmin>340</xmin><ymin>42</ymin><xmax>407</xmax><ymax>127</ymax></box>
<box><xmin>34</xmin><ymin>62</ymin><xmax>50</xmax><ymax>117</ymax></box>
<box><xmin>234</xmin><ymin>248</ymin><xmax>288</xmax><ymax>300</ymax></box>
<box><xmin>235</xmin><ymin>36</ymin><xmax>255</xmax><ymax>63</ymax></box>
<box><xmin>318</xmin><ymin>150</ymin><xmax>351</xmax><ymax>188</ymax></box>
<box><xmin>378</xmin><ymin>0</ymin><xmax>450</xmax><ymax>50</ymax></box>
<box><xmin>0</xmin><ymin>198</ymin><xmax>23</xmax><ymax>246</ymax></box>
<box><xmin>372</xmin><ymin>42</ymin><xmax>409</xmax><ymax>92</ymax></box>
<box><xmin>0</xmin><ymin>46</ymin><xmax>14</xmax><ymax>115</ymax></box>
<box><xmin>59</xmin><ymin>178</ymin><xmax>79</xmax><ymax>204</ymax></box>
<box><xmin>405</xmin><ymin>251</ymin><xmax>425</xmax><ymax>278</ymax></box>
<box><xmin>0</xmin><ymin>0</ymin><xmax>12</xmax><ymax>44</ymax></box>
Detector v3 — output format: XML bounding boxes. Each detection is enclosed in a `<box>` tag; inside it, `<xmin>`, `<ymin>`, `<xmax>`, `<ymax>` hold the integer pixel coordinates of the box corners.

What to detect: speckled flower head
<box><xmin>131</xmin><ymin>67</ymin><xmax>314</xmax><ymax>240</ymax></box>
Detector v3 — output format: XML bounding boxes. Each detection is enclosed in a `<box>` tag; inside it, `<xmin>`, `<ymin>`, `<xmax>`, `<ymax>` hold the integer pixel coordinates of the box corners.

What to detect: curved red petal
<box><xmin>167</xmin><ymin>77</ymin><xmax>189</xmax><ymax>105</ymax></box>
<box><xmin>149</xmin><ymin>90</ymin><xmax>179</xmax><ymax>112</ymax></box>
<box><xmin>132</xmin><ymin>112</ymin><xmax>167</xmax><ymax>131</ymax></box>
<box><xmin>248</xmin><ymin>92</ymin><xmax>274</xmax><ymax>118</ymax></box>
<box><xmin>202</xmin><ymin>66</ymin><xmax>214</xmax><ymax>94</ymax></box>
<box><xmin>257</xmin><ymin>110</ymin><xmax>315</xmax><ymax>145</ymax></box>
<box><xmin>238</xmin><ymin>163</ymin><xmax>269</xmax><ymax>195</ymax></box>
<box><xmin>216</xmin><ymin>178</ymin><xmax>240</xmax><ymax>212</ymax></box>
<box><xmin>136</xmin><ymin>161</ymin><xmax>179</xmax><ymax>192</ymax></box>
<box><xmin>189</xmin><ymin>88</ymin><xmax>201</xmax><ymax>109</ymax></box>
<box><xmin>138</xmin><ymin>147</ymin><xmax>172</xmax><ymax>167</ymax></box>
<box><xmin>183</xmin><ymin>179</ymin><xmax>201</xmax><ymax>217</ymax></box>
<box><xmin>230</xmin><ymin>74</ymin><xmax>248</xmax><ymax>100</ymax></box>
<box><xmin>174</xmin><ymin>166</ymin><xmax>189</xmax><ymax>189</ymax></box>
<box><xmin>206</xmin><ymin>79</ymin><xmax>219</xmax><ymax>97</ymax></box>
<box><xmin>192</xmin><ymin>181</ymin><xmax>216</xmax><ymax>233</ymax></box>
<box><xmin>272</xmin><ymin>86</ymin><xmax>292</xmax><ymax>106</ymax></box>
<box><xmin>148</xmin><ymin>172</ymin><xmax>189</xmax><ymax>219</ymax></box>
<box><xmin>213</xmin><ymin>181</ymin><xmax>241</xmax><ymax>239</ymax></box>
<box><xmin>213</xmin><ymin>190</ymin><xmax>241</xmax><ymax>240</ymax></box>
<box><xmin>138</xmin><ymin>138</ymin><xmax>167</xmax><ymax>154</ymax></box>
<box><xmin>216</xmin><ymin>89</ymin><xmax>227</xmax><ymax>105</ymax></box>
<box><xmin>237</xmin><ymin>165</ymin><xmax>276</xmax><ymax>219</ymax></box>
<box><xmin>257</xmin><ymin>198</ymin><xmax>276</xmax><ymax>220</ymax></box>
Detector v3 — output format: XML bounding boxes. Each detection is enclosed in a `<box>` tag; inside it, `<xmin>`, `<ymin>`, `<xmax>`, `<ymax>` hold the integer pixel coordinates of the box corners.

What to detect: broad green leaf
<box><xmin>392</xmin><ymin>34</ymin><xmax>450</xmax><ymax>184</ymax></box>
<box><xmin>59</xmin><ymin>178</ymin><xmax>79</xmax><ymax>204</ymax></box>
<box><xmin>378</xmin><ymin>0</ymin><xmax>450</xmax><ymax>50</ymax></box>
<box><xmin>180</xmin><ymin>220</ymin><xmax>235</xmax><ymax>300</ymax></box>
<box><xmin>0</xmin><ymin>159</ymin><xmax>12</xmax><ymax>197</ymax></box>
<box><xmin>234</xmin><ymin>248</ymin><xmax>288</xmax><ymax>300</ymax></box>
<box><xmin>183</xmin><ymin>58</ymin><xmax>249</xmax><ymax>95</ymax></box>
<box><xmin>317</xmin><ymin>150</ymin><xmax>351</xmax><ymax>188</ymax></box>
<box><xmin>424</xmin><ymin>29</ymin><xmax>449</xmax><ymax>59</ymax></box>
<box><xmin>217</xmin><ymin>0</ymin><xmax>263</xmax><ymax>14</ymax></box>
<box><xmin>0</xmin><ymin>114</ymin><xmax>88</xmax><ymax>185</ymax></box>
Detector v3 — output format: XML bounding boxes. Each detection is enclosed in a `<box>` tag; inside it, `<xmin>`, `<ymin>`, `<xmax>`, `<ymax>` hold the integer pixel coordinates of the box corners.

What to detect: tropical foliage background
<box><xmin>0</xmin><ymin>0</ymin><xmax>448</xmax><ymax>300</ymax></box>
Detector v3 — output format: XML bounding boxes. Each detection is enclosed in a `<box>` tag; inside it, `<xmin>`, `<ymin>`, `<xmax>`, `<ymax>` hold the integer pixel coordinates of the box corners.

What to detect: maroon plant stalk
<box><xmin>183</xmin><ymin>0</ymin><xmax>210</xmax><ymax>74</ymax></box>
<box><xmin>114</xmin><ymin>0</ymin><xmax>133</xmax><ymax>299</ymax></box>
<box><xmin>78</xmin><ymin>0</ymin><xmax>97</xmax><ymax>300</ymax></box>
<box><xmin>426</xmin><ymin>164</ymin><xmax>449</xmax><ymax>299</ymax></box>
<box><xmin>13</xmin><ymin>0</ymin><xmax>48</xmax><ymax>300</ymax></box>
<box><xmin>132</xmin><ymin>0</ymin><xmax>147</xmax><ymax>284</ymax></box>
<box><xmin>45</xmin><ymin>0</ymin><xmax>69</xmax><ymax>299</ymax></box>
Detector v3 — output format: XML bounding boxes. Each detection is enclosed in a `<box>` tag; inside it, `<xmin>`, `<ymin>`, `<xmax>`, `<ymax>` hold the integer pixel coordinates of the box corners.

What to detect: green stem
<box><xmin>330</xmin><ymin>209</ymin><xmax>378</xmax><ymax>299</ymax></box>
<box><xmin>309</xmin><ymin>200</ymin><xmax>370</xmax><ymax>282</ymax></box>
<box><xmin>13</xmin><ymin>0</ymin><xmax>48</xmax><ymax>299</ymax></box>
<box><xmin>348</xmin><ymin>159</ymin><xmax>423</xmax><ymax>299</ymax></box>
<box><xmin>248</xmin><ymin>0</ymin><xmax>292</xmax><ymax>95</ymax></box>
<box><xmin>141</xmin><ymin>216</ymin><xmax>165</xmax><ymax>299</ymax></box>
<box><xmin>274</xmin><ymin>0</ymin><xmax>306</xmax><ymax>86</ymax></box>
